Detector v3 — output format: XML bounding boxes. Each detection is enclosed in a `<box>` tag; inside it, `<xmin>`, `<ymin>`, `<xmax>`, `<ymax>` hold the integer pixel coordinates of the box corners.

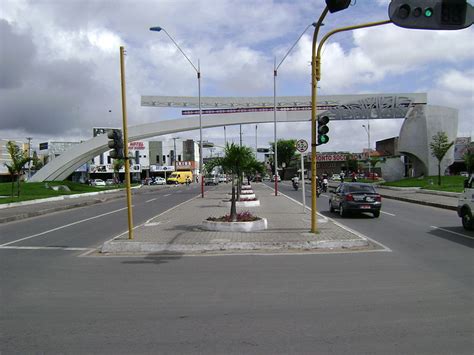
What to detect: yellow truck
<box><xmin>167</xmin><ymin>171</ymin><xmax>193</xmax><ymax>185</ymax></box>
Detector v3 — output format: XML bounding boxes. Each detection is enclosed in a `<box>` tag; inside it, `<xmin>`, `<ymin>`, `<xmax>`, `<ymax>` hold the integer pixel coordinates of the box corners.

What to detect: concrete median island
<box><xmin>101</xmin><ymin>184</ymin><xmax>375</xmax><ymax>255</ymax></box>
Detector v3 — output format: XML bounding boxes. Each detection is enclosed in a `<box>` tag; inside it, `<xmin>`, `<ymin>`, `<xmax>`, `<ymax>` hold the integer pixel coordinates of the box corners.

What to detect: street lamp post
<box><xmin>150</xmin><ymin>26</ymin><xmax>204</xmax><ymax>197</ymax></box>
<box><xmin>274</xmin><ymin>22</ymin><xmax>317</xmax><ymax>196</ymax></box>
<box><xmin>172</xmin><ymin>137</ymin><xmax>180</xmax><ymax>170</ymax></box>
<box><xmin>362</xmin><ymin>123</ymin><xmax>371</xmax><ymax>177</ymax></box>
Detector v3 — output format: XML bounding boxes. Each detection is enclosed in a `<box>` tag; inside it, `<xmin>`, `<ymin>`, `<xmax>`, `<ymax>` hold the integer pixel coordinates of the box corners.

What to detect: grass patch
<box><xmin>0</xmin><ymin>181</ymin><xmax>124</xmax><ymax>204</ymax></box>
<box><xmin>382</xmin><ymin>175</ymin><xmax>465</xmax><ymax>193</ymax></box>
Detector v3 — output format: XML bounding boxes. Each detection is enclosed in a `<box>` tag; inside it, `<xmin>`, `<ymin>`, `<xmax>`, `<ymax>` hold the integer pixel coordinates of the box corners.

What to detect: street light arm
<box><xmin>317</xmin><ymin>19</ymin><xmax>392</xmax><ymax>59</ymax></box>
<box><xmin>151</xmin><ymin>27</ymin><xmax>199</xmax><ymax>73</ymax></box>
<box><xmin>275</xmin><ymin>22</ymin><xmax>317</xmax><ymax>71</ymax></box>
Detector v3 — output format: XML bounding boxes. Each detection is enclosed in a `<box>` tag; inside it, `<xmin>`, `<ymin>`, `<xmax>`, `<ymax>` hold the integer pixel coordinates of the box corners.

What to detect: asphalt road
<box><xmin>1</xmin><ymin>182</ymin><xmax>473</xmax><ymax>354</ymax></box>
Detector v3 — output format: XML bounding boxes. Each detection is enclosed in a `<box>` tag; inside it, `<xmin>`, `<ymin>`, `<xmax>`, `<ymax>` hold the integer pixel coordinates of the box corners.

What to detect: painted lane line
<box><xmin>381</xmin><ymin>211</ymin><xmax>396</xmax><ymax>216</ymax></box>
<box><xmin>430</xmin><ymin>226</ymin><xmax>474</xmax><ymax>240</ymax></box>
<box><xmin>0</xmin><ymin>206</ymin><xmax>129</xmax><ymax>247</ymax></box>
<box><xmin>261</xmin><ymin>183</ymin><xmax>392</xmax><ymax>252</ymax></box>
<box><xmin>163</xmin><ymin>194</ymin><xmax>171</xmax><ymax>197</ymax></box>
<box><xmin>0</xmin><ymin>246</ymin><xmax>93</xmax><ymax>251</ymax></box>
<box><xmin>145</xmin><ymin>198</ymin><xmax>157</xmax><ymax>203</ymax></box>
<box><xmin>102</xmin><ymin>193</ymin><xmax>202</xmax><ymax>244</ymax></box>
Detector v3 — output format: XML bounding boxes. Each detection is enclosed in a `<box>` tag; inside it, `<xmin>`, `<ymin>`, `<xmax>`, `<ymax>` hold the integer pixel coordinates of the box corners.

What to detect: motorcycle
<box><xmin>292</xmin><ymin>180</ymin><xmax>299</xmax><ymax>191</ymax></box>
<box><xmin>316</xmin><ymin>185</ymin><xmax>322</xmax><ymax>197</ymax></box>
<box><xmin>322</xmin><ymin>179</ymin><xmax>328</xmax><ymax>193</ymax></box>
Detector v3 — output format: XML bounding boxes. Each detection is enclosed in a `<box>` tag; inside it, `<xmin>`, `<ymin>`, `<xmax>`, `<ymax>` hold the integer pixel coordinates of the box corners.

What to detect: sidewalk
<box><xmin>101</xmin><ymin>183</ymin><xmax>372</xmax><ymax>254</ymax></box>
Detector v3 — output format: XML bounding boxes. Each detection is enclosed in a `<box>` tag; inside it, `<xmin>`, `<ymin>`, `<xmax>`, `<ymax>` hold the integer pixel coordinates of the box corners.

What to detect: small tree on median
<box><xmin>206</xmin><ymin>143</ymin><xmax>254</xmax><ymax>222</ymax></box>
<box><xmin>429</xmin><ymin>131</ymin><xmax>454</xmax><ymax>185</ymax></box>
<box><xmin>4</xmin><ymin>141</ymin><xmax>31</xmax><ymax>197</ymax></box>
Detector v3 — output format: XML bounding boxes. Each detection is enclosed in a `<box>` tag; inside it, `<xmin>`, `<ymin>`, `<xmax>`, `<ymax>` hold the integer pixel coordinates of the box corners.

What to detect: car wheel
<box><xmin>329</xmin><ymin>201</ymin><xmax>335</xmax><ymax>213</ymax></box>
<box><xmin>339</xmin><ymin>204</ymin><xmax>347</xmax><ymax>217</ymax></box>
<box><xmin>373</xmin><ymin>210</ymin><xmax>380</xmax><ymax>218</ymax></box>
<box><xmin>461</xmin><ymin>210</ymin><xmax>473</xmax><ymax>230</ymax></box>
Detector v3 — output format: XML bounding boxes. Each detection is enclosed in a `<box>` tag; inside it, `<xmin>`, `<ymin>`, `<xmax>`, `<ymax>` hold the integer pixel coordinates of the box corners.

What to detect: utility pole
<box><xmin>255</xmin><ymin>125</ymin><xmax>258</xmax><ymax>158</ymax></box>
<box><xmin>224</xmin><ymin>126</ymin><xmax>227</xmax><ymax>147</ymax></box>
<box><xmin>26</xmin><ymin>137</ymin><xmax>32</xmax><ymax>179</ymax></box>
<box><xmin>239</xmin><ymin>125</ymin><xmax>242</xmax><ymax>147</ymax></box>
<box><xmin>172</xmin><ymin>137</ymin><xmax>180</xmax><ymax>170</ymax></box>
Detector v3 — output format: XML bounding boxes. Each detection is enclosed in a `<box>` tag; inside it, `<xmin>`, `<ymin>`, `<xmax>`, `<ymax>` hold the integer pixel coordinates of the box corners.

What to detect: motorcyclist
<box><xmin>322</xmin><ymin>175</ymin><xmax>328</xmax><ymax>193</ymax></box>
<box><xmin>291</xmin><ymin>175</ymin><xmax>300</xmax><ymax>190</ymax></box>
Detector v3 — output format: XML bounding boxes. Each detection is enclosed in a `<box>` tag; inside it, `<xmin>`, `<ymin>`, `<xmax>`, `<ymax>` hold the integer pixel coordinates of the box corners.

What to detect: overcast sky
<box><xmin>1</xmin><ymin>0</ymin><xmax>473</xmax><ymax>156</ymax></box>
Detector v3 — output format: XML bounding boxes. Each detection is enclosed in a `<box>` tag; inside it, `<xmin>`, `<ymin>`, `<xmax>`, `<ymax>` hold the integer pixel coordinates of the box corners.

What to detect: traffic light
<box><xmin>325</xmin><ymin>0</ymin><xmax>351</xmax><ymax>13</ymax></box>
<box><xmin>107</xmin><ymin>129</ymin><xmax>124</xmax><ymax>159</ymax></box>
<box><xmin>317</xmin><ymin>116</ymin><xmax>330</xmax><ymax>146</ymax></box>
<box><xmin>389</xmin><ymin>0</ymin><xmax>473</xmax><ymax>30</ymax></box>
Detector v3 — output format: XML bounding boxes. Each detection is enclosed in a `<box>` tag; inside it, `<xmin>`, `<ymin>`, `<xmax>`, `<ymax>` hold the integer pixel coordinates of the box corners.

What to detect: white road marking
<box><xmin>0</xmin><ymin>206</ymin><xmax>129</xmax><ymax>247</ymax></box>
<box><xmin>261</xmin><ymin>183</ymin><xmax>392</xmax><ymax>252</ymax></box>
<box><xmin>430</xmin><ymin>226</ymin><xmax>474</xmax><ymax>240</ymax></box>
<box><xmin>145</xmin><ymin>198</ymin><xmax>157</xmax><ymax>203</ymax></box>
<box><xmin>163</xmin><ymin>194</ymin><xmax>171</xmax><ymax>197</ymax></box>
<box><xmin>0</xmin><ymin>246</ymin><xmax>93</xmax><ymax>251</ymax></box>
<box><xmin>381</xmin><ymin>211</ymin><xmax>396</xmax><ymax>216</ymax></box>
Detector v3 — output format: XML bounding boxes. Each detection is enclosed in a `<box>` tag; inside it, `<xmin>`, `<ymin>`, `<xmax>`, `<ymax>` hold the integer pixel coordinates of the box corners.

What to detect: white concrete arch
<box><xmin>30</xmin><ymin>110</ymin><xmax>311</xmax><ymax>182</ymax></box>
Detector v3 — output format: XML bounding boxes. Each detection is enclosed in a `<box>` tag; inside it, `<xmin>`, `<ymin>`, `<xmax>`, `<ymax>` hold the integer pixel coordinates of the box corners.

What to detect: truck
<box><xmin>167</xmin><ymin>171</ymin><xmax>193</xmax><ymax>185</ymax></box>
<box><xmin>457</xmin><ymin>174</ymin><xmax>473</xmax><ymax>230</ymax></box>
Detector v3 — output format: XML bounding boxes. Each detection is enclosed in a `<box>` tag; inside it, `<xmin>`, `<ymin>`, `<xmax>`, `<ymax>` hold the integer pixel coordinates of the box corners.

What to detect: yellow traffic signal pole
<box><xmin>120</xmin><ymin>46</ymin><xmax>134</xmax><ymax>240</ymax></box>
<box><xmin>310</xmin><ymin>7</ymin><xmax>329</xmax><ymax>233</ymax></box>
<box><xmin>310</xmin><ymin>17</ymin><xmax>391</xmax><ymax>233</ymax></box>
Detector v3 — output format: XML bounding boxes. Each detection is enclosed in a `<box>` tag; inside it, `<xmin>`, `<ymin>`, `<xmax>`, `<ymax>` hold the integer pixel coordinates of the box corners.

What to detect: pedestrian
<box><xmin>340</xmin><ymin>171</ymin><xmax>345</xmax><ymax>183</ymax></box>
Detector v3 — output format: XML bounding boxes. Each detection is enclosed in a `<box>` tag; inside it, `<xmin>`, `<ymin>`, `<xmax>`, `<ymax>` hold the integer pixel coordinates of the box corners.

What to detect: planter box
<box><xmin>202</xmin><ymin>217</ymin><xmax>267</xmax><ymax>232</ymax></box>
<box><xmin>240</xmin><ymin>190</ymin><xmax>254</xmax><ymax>195</ymax></box>
<box><xmin>220</xmin><ymin>199</ymin><xmax>260</xmax><ymax>207</ymax></box>
<box><xmin>238</xmin><ymin>194</ymin><xmax>256</xmax><ymax>200</ymax></box>
<box><xmin>241</xmin><ymin>185</ymin><xmax>252</xmax><ymax>190</ymax></box>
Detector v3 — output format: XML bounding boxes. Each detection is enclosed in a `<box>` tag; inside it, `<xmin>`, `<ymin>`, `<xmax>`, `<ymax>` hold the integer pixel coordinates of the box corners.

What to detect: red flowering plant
<box><xmin>207</xmin><ymin>211</ymin><xmax>260</xmax><ymax>222</ymax></box>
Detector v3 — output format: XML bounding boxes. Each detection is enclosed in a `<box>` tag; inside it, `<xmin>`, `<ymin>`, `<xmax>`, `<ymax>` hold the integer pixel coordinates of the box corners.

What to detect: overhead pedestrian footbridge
<box><xmin>30</xmin><ymin>93</ymin><xmax>435</xmax><ymax>182</ymax></box>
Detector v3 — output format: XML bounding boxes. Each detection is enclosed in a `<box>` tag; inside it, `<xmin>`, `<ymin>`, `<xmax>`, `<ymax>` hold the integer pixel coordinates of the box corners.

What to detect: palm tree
<box><xmin>4</xmin><ymin>141</ymin><xmax>31</xmax><ymax>197</ymax></box>
<box><xmin>206</xmin><ymin>143</ymin><xmax>255</xmax><ymax>221</ymax></box>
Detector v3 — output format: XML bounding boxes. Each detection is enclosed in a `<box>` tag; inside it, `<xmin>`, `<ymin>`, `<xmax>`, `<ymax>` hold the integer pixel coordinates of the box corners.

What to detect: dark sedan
<box><xmin>329</xmin><ymin>182</ymin><xmax>382</xmax><ymax>218</ymax></box>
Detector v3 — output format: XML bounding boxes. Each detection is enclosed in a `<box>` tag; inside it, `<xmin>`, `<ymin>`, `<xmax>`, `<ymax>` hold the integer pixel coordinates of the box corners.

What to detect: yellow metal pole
<box><xmin>310</xmin><ymin>18</ymin><xmax>391</xmax><ymax>234</ymax></box>
<box><xmin>310</xmin><ymin>7</ymin><xmax>329</xmax><ymax>233</ymax></box>
<box><xmin>120</xmin><ymin>46</ymin><xmax>134</xmax><ymax>240</ymax></box>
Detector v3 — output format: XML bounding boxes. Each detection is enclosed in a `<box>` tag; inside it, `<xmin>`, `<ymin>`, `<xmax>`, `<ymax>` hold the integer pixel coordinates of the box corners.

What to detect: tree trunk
<box><xmin>230</xmin><ymin>176</ymin><xmax>237</xmax><ymax>222</ymax></box>
<box><xmin>438</xmin><ymin>162</ymin><xmax>441</xmax><ymax>185</ymax></box>
<box><xmin>11</xmin><ymin>175</ymin><xmax>14</xmax><ymax>198</ymax></box>
<box><xmin>17</xmin><ymin>175</ymin><xmax>21</xmax><ymax>197</ymax></box>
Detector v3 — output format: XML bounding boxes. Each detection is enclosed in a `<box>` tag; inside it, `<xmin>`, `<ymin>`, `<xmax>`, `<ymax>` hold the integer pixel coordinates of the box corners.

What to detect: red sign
<box><xmin>128</xmin><ymin>141</ymin><xmax>145</xmax><ymax>150</ymax></box>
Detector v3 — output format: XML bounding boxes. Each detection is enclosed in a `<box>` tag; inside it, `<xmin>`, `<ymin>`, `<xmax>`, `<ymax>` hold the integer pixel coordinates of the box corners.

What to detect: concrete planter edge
<box><xmin>202</xmin><ymin>218</ymin><xmax>268</xmax><ymax>232</ymax></box>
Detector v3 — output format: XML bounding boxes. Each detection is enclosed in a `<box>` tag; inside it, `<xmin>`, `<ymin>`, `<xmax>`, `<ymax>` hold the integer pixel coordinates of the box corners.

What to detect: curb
<box><xmin>0</xmin><ymin>194</ymin><xmax>125</xmax><ymax>224</ymax></box>
<box><xmin>101</xmin><ymin>238</ymin><xmax>369</xmax><ymax>254</ymax></box>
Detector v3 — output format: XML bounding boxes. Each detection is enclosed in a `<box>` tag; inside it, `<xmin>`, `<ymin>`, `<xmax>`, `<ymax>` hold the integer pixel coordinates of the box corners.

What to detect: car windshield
<box><xmin>345</xmin><ymin>184</ymin><xmax>376</xmax><ymax>193</ymax></box>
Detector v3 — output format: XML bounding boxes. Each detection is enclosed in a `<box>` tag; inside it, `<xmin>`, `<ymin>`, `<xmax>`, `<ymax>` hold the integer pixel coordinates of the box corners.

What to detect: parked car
<box><xmin>204</xmin><ymin>174</ymin><xmax>219</xmax><ymax>185</ymax></box>
<box><xmin>457</xmin><ymin>174</ymin><xmax>473</xmax><ymax>230</ymax></box>
<box><xmin>271</xmin><ymin>175</ymin><xmax>281</xmax><ymax>182</ymax></box>
<box><xmin>105</xmin><ymin>179</ymin><xmax>115</xmax><ymax>186</ymax></box>
<box><xmin>460</xmin><ymin>171</ymin><xmax>469</xmax><ymax>177</ymax></box>
<box><xmin>91</xmin><ymin>179</ymin><xmax>106</xmax><ymax>187</ymax></box>
<box><xmin>262</xmin><ymin>175</ymin><xmax>271</xmax><ymax>181</ymax></box>
<box><xmin>153</xmin><ymin>177</ymin><xmax>166</xmax><ymax>185</ymax></box>
<box><xmin>329</xmin><ymin>182</ymin><xmax>382</xmax><ymax>218</ymax></box>
<box><xmin>330</xmin><ymin>174</ymin><xmax>341</xmax><ymax>181</ymax></box>
<box><xmin>218</xmin><ymin>175</ymin><xmax>227</xmax><ymax>183</ymax></box>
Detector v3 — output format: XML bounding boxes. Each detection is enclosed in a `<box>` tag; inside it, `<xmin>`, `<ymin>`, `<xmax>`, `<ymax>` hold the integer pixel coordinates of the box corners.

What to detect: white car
<box><xmin>330</xmin><ymin>174</ymin><xmax>341</xmax><ymax>181</ymax></box>
<box><xmin>457</xmin><ymin>174</ymin><xmax>473</xmax><ymax>230</ymax></box>
<box><xmin>154</xmin><ymin>177</ymin><xmax>166</xmax><ymax>185</ymax></box>
<box><xmin>91</xmin><ymin>179</ymin><xmax>106</xmax><ymax>187</ymax></box>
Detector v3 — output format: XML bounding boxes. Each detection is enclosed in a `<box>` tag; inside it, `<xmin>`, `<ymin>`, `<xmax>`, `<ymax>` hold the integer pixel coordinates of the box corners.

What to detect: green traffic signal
<box><xmin>317</xmin><ymin>116</ymin><xmax>330</xmax><ymax>146</ymax></box>
<box><xmin>389</xmin><ymin>0</ymin><xmax>473</xmax><ymax>30</ymax></box>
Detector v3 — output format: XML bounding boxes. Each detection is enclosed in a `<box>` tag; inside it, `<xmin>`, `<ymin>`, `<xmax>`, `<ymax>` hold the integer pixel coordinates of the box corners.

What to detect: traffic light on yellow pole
<box><xmin>107</xmin><ymin>129</ymin><xmax>124</xmax><ymax>159</ymax></box>
<box><xmin>389</xmin><ymin>0</ymin><xmax>473</xmax><ymax>30</ymax></box>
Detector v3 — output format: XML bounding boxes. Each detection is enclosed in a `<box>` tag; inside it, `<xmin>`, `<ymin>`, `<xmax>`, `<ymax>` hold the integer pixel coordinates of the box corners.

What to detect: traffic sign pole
<box><xmin>296</xmin><ymin>139</ymin><xmax>308</xmax><ymax>214</ymax></box>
